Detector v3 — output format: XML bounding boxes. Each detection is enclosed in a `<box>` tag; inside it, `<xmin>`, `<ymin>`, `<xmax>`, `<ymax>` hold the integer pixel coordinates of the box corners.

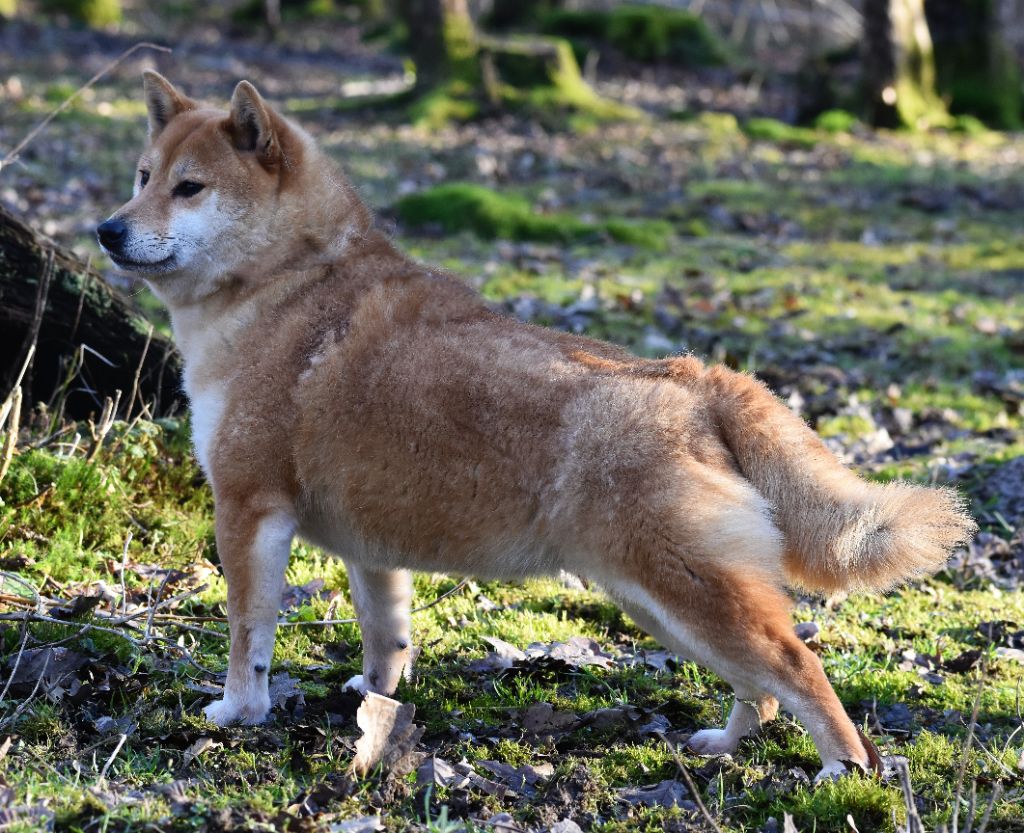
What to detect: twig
<box><xmin>97</xmin><ymin>732</ymin><xmax>128</xmax><ymax>782</ymax></box>
<box><xmin>69</xmin><ymin>259</ymin><xmax>91</xmax><ymax>343</ymax></box>
<box><xmin>951</xmin><ymin>662</ymin><xmax>986</xmax><ymax>833</ymax></box>
<box><xmin>0</xmin><ymin>386</ymin><xmax>22</xmax><ymax>487</ymax></box>
<box><xmin>15</xmin><ymin>249</ymin><xmax>55</xmax><ymax>408</ymax></box>
<box><xmin>0</xmin><ymin>42</ymin><xmax>172</xmax><ymax>172</ymax></box>
<box><xmin>127</xmin><ymin>324</ymin><xmax>154</xmax><ymax>421</ymax></box>
<box><xmin>120</xmin><ymin>532</ymin><xmax>132</xmax><ymax>617</ymax></box>
<box><xmin>0</xmin><ymin>649</ymin><xmax>50</xmax><ymax>730</ymax></box>
<box><xmin>86</xmin><ymin>390</ymin><xmax>121</xmax><ymax>462</ymax></box>
<box><xmin>895</xmin><ymin>759</ymin><xmax>924</xmax><ymax>833</ymax></box>
<box><xmin>655</xmin><ymin>730</ymin><xmax>725</xmax><ymax>833</ymax></box>
<box><xmin>964</xmin><ymin>781</ymin><xmax>978</xmax><ymax>833</ymax></box>
<box><xmin>977</xmin><ymin>782</ymin><xmax>1001</xmax><ymax>833</ymax></box>
<box><xmin>0</xmin><ymin>344</ymin><xmax>34</xmax><ymax>427</ymax></box>
<box><xmin>0</xmin><ymin>626</ymin><xmax>30</xmax><ymax>705</ymax></box>
<box><xmin>276</xmin><ymin>578</ymin><xmax>469</xmax><ymax>627</ymax></box>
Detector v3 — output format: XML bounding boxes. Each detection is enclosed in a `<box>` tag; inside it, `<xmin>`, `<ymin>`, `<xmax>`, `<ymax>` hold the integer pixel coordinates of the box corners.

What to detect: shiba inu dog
<box><xmin>98</xmin><ymin>72</ymin><xmax>975</xmax><ymax>781</ymax></box>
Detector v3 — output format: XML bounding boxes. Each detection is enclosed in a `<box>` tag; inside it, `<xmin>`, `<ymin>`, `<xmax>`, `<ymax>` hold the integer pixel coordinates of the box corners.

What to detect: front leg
<box><xmin>205</xmin><ymin>506</ymin><xmax>295</xmax><ymax>725</ymax></box>
<box><xmin>342</xmin><ymin>563</ymin><xmax>413</xmax><ymax>696</ymax></box>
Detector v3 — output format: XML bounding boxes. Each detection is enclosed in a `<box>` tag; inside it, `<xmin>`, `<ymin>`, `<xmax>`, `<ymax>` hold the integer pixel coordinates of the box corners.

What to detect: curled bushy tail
<box><xmin>700</xmin><ymin>365</ymin><xmax>976</xmax><ymax>593</ymax></box>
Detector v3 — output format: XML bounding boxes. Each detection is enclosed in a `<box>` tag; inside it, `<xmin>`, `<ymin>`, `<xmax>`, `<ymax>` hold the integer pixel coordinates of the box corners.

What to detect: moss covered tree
<box><xmin>396</xmin><ymin>0</ymin><xmax>477</xmax><ymax>92</ymax></box>
<box><xmin>392</xmin><ymin>0</ymin><xmax>635</xmax><ymax>127</ymax></box>
<box><xmin>861</xmin><ymin>0</ymin><xmax>948</xmax><ymax>128</ymax></box>
<box><xmin>926</xmin><ymin>0</ymin><xmax>1021</xmax><ymax>129</ymax></box>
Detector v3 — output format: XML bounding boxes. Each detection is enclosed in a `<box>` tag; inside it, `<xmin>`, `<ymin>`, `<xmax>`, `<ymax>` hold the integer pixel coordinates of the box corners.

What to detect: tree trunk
<box><xmin>395</xmin><ymin>0</ymin><xmax>479</xmax><ymax>90</ymax></box>
<box><xmin>0</xmin><ymin>202</ymin><xmax>183</xmax><ymax>422</ymax></box>
<box><xmin>926</xmin><ymin>0</ymin><xmax>1022</xmax><ymax>128</ymax></box>
<box><xmin>391</xmin><ymin>0</ymin><xmax>635</xmax><ymax>127</ymax></box>
<box><xmin>861</xmin><ymin>0</ymin><xmax>947</xmax><ymax>128</ymax></box>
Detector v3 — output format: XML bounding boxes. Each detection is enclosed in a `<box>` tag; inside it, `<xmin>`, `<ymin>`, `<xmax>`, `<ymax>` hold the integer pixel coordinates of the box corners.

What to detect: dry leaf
<box><xmin>483</xmin><ymin>813</ymin><xmax>529</xmax><ymax>832</ymax></box>
<box><xmin>521</xmin><ymin>702</ymin><xmax>579</xmax><ymax>735</ymax></box>
<box><xmin>615</xmin><ymin>779</ymin><xmax>694</xmax><ymax>809</ymax></box>
<box><xmin>181</xmin><ymin>737</ymin><xmax>220</xmax><ymax>768</ymax></box>
<box><xmin>477</xmin><ymin>759</ymin><xmax>553</xmax><ymax>794</ymax></box>
<box><xmin>351</xmin><ymin>692</ymin><xmax>424</xmax><ymax>777</ymax></box>
<box><xmin>268</xmin><ymin>672</ymin><xmax>305</xmax><ymax>711</ymax></box>
<box><xmin>525</xmin><ymin>636</ymin><xmax>616</xmax><ymax>669</ymax></box>
<box><xmin>417</xmin><ymin>756</ymin><xmax>464</xmax><ymax>788</ymax></box>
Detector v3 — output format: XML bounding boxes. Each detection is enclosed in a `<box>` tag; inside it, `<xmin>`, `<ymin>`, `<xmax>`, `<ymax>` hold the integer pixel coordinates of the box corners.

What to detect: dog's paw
<box><xmin>687</xmin><ymin>728</ymin><xmax>738</xmax><ymax>756</ymax></box>
<box><xmin>814</xmin><ymin>760</ymin><xmax>858</xmax><ymax>783</ymax></box>
<box><xmin>204</xmin><ymin>696</ymin><xmax>270</xmax><ymax>726</ymax></box>
<box><xmin>342</xmin><ymin>674</ymin><xmax>370</xmax><ymax>696</ymax></box>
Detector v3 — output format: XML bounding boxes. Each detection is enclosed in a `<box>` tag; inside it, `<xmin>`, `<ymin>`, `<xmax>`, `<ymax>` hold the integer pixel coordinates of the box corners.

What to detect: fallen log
<box><xmin>0</xmin><ymin>202</ymin><xmax>183</xmax><ymax>421</ymax></box>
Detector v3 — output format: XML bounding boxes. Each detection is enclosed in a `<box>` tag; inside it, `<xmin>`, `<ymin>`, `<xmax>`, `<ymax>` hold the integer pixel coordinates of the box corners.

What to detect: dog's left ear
<box><xmin>143</xmin><ymin>71</ymin><xmax>195</xmax><ymax>141</ymax></box>
<box><xmin>227</xmin><ymin>81</ymin><xmax>279</xmax><ymax>166</ymax></box>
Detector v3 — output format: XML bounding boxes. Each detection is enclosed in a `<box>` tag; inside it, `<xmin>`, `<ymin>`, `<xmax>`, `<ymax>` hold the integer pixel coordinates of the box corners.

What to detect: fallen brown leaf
<box><xmin>351</xmin><ymin>692</ymin><xmax>424</xmax><ymax>777</ymax></box>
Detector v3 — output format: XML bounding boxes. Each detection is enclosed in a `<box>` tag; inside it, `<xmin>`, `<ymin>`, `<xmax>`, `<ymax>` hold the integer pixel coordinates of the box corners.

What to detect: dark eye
<box><xmin>139</xmin><ymin>170</ymin><xmax>150</xmax><ymax>188</ymax></box>
<box><xmin>173</xmin><ymin>181</ymin><xmax>205</xmax><ymax>198</ymax></box>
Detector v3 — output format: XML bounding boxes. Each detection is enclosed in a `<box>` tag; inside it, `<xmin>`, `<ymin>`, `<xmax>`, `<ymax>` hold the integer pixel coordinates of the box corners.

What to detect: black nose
<box><xmin>96</xmin><ymin>219</ymin><xmax>128</xmax><ymax>251</ymax></box>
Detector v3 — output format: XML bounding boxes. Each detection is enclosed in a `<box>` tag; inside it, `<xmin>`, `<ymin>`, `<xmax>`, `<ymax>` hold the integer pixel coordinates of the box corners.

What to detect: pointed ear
<box><xmin>142</xmin><ymin>71</ymin><xmax>194</xmax><ymax>140</ymax></box>
<box><xmin>226</xmin><ymin>81</ymin><xmax>279</xmax><ymax>164</ymax></box>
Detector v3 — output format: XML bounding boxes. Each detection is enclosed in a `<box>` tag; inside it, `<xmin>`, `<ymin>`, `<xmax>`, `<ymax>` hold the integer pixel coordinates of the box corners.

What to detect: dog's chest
<box><xmin>188</xmin><ymin>386</ymin><xmax>227</xmax><ymax>477</ymax></box>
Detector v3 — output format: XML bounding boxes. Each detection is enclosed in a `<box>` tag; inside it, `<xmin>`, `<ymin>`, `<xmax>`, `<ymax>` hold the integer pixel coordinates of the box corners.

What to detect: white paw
<box><xmin>814</xmin><ymin>760</ymin><xmax>855</xmax><ymax>783</ymax></box>
<box><xmin>342</xmin><ymin>674</ymin><xmax>370</xmax><ymax>695</ymax></box>
<box><xmin>203</xmin><ymin>694</ymin><xmax>270</xmax><ymax>726</ymax></box>
<box><xmin>687</xmin><ymin>728</ymin><xmax>738</xmax><ymax>756</ymax></box>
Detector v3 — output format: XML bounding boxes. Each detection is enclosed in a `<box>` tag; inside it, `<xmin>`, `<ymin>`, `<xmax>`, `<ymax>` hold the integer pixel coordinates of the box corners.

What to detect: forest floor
<box><xmin>1</xmin><ymin>15</ymin><xmax>1024</xmax><ymax>833</ymax></box>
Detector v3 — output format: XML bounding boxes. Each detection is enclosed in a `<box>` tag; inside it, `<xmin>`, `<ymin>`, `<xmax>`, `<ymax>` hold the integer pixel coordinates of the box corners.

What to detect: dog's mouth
<box><xmin>106</xmin><ymin>251</ymin><xmax>177</xmax><ymax>275</ymax></box>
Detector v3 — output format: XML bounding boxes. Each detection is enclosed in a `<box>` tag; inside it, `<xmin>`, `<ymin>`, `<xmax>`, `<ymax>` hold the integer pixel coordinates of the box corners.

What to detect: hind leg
<box><xmin>601</xmin><ymin>566</ymin><xmax>868</xmax><ymax>780</ymax></box>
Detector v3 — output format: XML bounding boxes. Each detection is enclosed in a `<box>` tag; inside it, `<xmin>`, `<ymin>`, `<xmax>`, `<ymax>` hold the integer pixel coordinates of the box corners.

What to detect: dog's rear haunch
<box><xmin>99</xmin><ymin>72</ymin><xmax>976</xmax><ymax>782</ymax></box>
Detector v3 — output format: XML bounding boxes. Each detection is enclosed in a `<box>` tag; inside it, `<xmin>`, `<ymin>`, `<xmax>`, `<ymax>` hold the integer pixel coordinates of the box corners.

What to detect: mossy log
<box><xmin>0</xmin><ymin>202</ymin><xmax>182</xmax><ymax>420</ymax></box>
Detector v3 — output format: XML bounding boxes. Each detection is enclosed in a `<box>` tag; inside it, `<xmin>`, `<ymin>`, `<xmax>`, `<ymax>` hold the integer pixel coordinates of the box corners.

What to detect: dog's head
<box><xmin>98</xmin><ymin>73</ymin><xmax>357</xmax><ymax>303</ymax></box>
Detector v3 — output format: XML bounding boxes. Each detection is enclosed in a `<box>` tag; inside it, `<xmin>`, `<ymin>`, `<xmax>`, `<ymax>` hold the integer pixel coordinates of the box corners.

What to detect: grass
<box><xmin>2</xmin><ymin>40</ymin><xmax>1024</xmax><ymax>832</ymax></box>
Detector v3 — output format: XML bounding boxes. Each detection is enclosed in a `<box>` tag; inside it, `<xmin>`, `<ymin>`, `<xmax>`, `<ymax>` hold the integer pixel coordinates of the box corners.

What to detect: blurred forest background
<box><xmin>1</xmin><ymin>1</ymin><xmax>1024</xmax><ymax>832</ymax></box>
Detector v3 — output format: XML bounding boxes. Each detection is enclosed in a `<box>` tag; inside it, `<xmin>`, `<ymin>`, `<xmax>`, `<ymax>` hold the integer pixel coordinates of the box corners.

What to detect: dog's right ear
<box><xmin>142</xmin><ymin>71</ymin><xmax>194</xmax><ymax>141</ymax></box>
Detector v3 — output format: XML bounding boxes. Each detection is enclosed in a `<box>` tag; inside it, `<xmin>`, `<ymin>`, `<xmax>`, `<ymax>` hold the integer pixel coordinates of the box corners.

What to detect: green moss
<box><xmin>603</xmin><ymin>218</ymin><xmax>673</xmax><ymax>252</ymax></box>
<box><xmin>39</xmin><ymin>0</ymin><xmax>121</xmax><ymax>26</ymax></box>
<box><xmin>233</xmin><ymin>0</ymin><xmax>344</xmax><ymax>24</ymax></box>
<box><xmin>814</xmin><ymin>108</ymin><xmax>859</xmax><ymax>133</ymax></box>
<box><xmin>407</xmin><ymin>35</ymin><xmax>638</xmax><ymax>130</ymax></box>
<box><xmin>408</xmin><ymin>82</ymin><xmax>479</xmax><ymax>130</ymax></box>
<box><xmin>491</xmin><ymin>37</ymin><xmax>641</xmax><ymax>128</ymax></box>
<box><xmin>395</xmin><ymin>183</ymin><xmax>582</xmax><ymax>242</ymax></box>
<box><xmin>815</xmin><ymin>413</ymin><xmax>878</xmax><ymax>439</ymax></box>
<box><xmin>742</xmin><ymin>117</ymin><xmax>818</xmax><ymax>149</ymax></box>
<box><xmin>774</xmin><ymin>773</ymin><xmax>904</xmax><ymax>832</ymax></box>
<box><xmin>395</xmin><ymin>183</ymin><xmax>670</xmax><ymax>250</ymax></box>
<box><xmin>542</xmin><ymin>4</ymin><xmax>728</xmax><ymax>68</ymax></box>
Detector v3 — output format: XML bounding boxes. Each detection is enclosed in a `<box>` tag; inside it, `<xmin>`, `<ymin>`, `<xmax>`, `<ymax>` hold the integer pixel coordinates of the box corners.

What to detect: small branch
<box><xmin>97</xmin><ymin>732</ymin><xmax>128</xmax><ymax>782</ymax></box>
<box><xmin>0</xmin><ymin>42</ymin><xmax>172</xmax><ymax>172</ymax></box>
<box><xmin>120</xmin><ymin>532</ymin><xmax>132</xmax><ymax>617</ymax></box>
<box><xmin>86</xmin><ymin>390</ymin><xmax>122</xmax><ymax>463</ymax></box>
<box><xmin>895</xmin><ymin>759</ymin><xmax>924</xmax><ymax>833</ymax></box>
<box><xmin>0</xmin><ymin>386</ymin><xmax>22</xmax><ymax>487</ymax></box>
<box><xmin>655</xmin><ymin>730</ymin><xmax>725</xmax><ymax>833</ymax></box>
<box><xmin>951</xmin><ymin>661</ymin><xmax>987</xmax><ymax>833</ymax></box>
